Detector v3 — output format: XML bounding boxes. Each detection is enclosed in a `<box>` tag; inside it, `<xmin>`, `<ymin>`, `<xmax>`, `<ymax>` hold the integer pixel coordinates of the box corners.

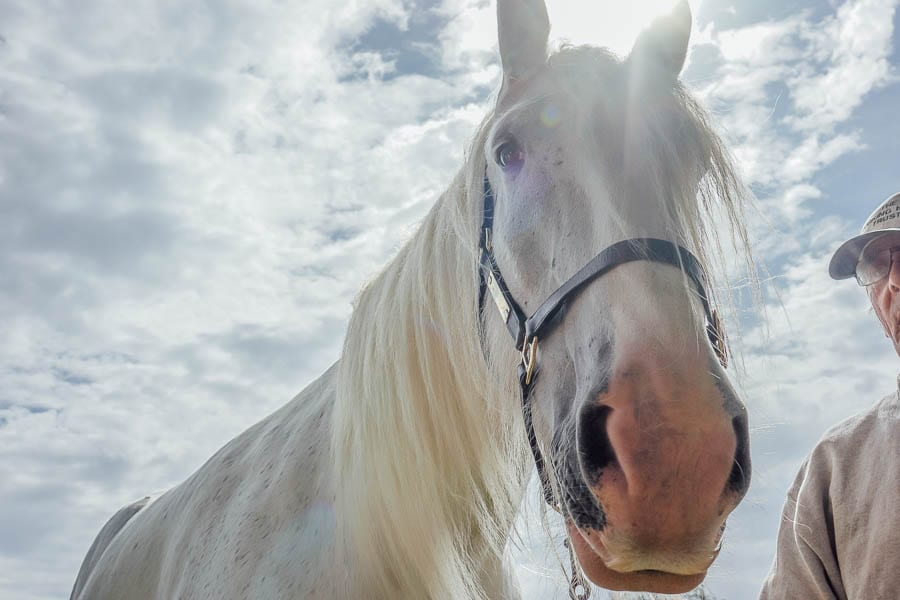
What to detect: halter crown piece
<box><xmin>476</xmin><ymin>173</ymin><xmax>728</xmax><ymax>600</ymax></box>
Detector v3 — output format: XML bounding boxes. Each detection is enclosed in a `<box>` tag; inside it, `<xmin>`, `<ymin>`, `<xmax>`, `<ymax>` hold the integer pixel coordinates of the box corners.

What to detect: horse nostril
<box><xmin>578</xmin><ymin>404</ymin><xmax>615</xmax><ymax>483</ymax></box>
<box><xmin>727</xmin><ymin>414</ymin><xmax>752</xmax><ymax>495</ymax></box>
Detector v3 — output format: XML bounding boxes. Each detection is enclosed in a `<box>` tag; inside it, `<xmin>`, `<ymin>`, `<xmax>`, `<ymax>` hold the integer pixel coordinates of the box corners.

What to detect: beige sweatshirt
<box><xmin>759</xmin><ymin>382</ymin><xmax>900</xmax><ymax>599</ymax></box>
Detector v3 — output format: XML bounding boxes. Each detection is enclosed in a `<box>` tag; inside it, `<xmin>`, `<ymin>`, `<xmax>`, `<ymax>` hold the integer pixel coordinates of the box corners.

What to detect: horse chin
<box><xmin>566</xmin><ymin>521</ymin><xmax>709</xmax><ymax>594</ymax></box>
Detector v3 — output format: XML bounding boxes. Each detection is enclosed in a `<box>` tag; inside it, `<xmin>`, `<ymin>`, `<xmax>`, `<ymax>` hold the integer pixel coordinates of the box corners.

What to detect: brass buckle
<box><xmin>521</xmin><ymin>337</ymin><xmax>539</xmax><ymax>386</ymax></box>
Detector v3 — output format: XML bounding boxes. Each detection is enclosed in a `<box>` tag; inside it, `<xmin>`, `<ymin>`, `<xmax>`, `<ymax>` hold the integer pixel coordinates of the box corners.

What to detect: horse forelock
<box><xmin>543</xmin><ymin>44</ymin><xmax>755</xmax><ymax>302</ymax></box>
<box><xmin>486</xmin><ymin>44</ymin><xmax>755</xmax><ymax>325</ymax></box>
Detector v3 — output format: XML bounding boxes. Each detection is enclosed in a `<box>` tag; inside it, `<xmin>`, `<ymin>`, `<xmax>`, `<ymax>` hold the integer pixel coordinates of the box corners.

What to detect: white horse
<box><xmin>71</xmin><ymin>1</ymin><xmax>753</xmax><ymax>598</ymax></box>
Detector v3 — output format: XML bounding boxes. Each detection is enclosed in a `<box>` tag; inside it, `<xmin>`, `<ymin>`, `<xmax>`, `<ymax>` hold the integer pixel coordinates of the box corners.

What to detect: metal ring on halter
<box><xmin>570</xmin><ymin>580</ymin><xmax>590</xmax><ymax>600</ymax></box>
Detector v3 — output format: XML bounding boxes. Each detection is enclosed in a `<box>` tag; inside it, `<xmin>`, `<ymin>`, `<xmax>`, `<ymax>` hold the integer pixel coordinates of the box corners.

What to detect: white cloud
<box><xmin>694</xmin><ymin>0</ymin><xmax>897</xmax><ymax>259</ymax></box>
<box><xmin>438</xmin><ymin>0</ymin><xmax>498</xmax><ymax>72</ymax></box>
<box><xmin>714</xmin><ymin>15</ymin><xmax>808</xmax><ymax>65</ymax></box>
<box><xmin>786</xmin><ymin>0</ymin><xmax>898</xmax><ymax>132</ymax></box>
<box><xmin>780</xmin><ymin>131</ymin><xmax>865</xmax><ymax>185</ymax></box>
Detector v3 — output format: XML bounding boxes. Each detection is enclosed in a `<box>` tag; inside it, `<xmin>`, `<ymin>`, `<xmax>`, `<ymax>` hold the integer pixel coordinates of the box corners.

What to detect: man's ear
<box><xmin>627</xmin><ymin>1</ymin><xmax>692</xmax><ymax>83</ymax></box>
<box><xmin>497</xmin><ymin>0</ymin><xmax>550</xmax><ymax>100</ymax></box>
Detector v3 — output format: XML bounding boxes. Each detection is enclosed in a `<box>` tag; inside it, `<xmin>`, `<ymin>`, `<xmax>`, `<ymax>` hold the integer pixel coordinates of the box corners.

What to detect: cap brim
<box><xmin>829</xmin><ymin>228</ymin><xmax>900</xmax><ymax>280</ymax></box>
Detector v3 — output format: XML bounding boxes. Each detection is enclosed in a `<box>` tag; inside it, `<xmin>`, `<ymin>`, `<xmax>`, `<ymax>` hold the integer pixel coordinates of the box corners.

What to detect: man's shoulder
<box><xmin>801</xmin><ymin>388</ymin><xmax>900</xmax><ymax>481</ymax></box>
<box><xmin>782</xmin><ymin>388</ymin><xmax>899</xmax><ymax>517</ymax></box>
<box><xmin>770</xmin><ymin>389</ymin><xmax>900</xmax><ymax>600</ymax></box>
<box><xmin>817</xmin><ymin>388</ymin><xmax>900</xmax><ymax>449</ymax></box>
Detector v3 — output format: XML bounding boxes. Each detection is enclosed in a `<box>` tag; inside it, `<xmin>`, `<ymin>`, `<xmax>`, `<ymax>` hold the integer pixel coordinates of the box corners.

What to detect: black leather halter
<box><xmin>477</xmin><ymin>174</ymin><xmax>728</xmax><ymax>508</ymax></box>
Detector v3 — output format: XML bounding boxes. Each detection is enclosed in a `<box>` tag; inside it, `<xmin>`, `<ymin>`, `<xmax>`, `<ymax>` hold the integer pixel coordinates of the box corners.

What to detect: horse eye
<box><xmin>495</xmin><ymin>140</ymin><xmax>524</xmax><ymax>169</ymax></box>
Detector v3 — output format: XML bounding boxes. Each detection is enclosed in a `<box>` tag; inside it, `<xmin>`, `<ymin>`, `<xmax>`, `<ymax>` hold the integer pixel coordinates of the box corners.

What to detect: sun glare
<box><xmin>547</xmin><ymin>0</ymin><xmax>701</xmax><ymax>56</ymax></box>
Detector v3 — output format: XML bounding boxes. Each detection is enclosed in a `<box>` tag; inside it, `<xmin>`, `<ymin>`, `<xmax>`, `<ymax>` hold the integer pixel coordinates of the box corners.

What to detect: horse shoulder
<box><xmin>73</xmin><ymin>363</ymin><xmax>341</xmax><ymax>600</ymax></box>
<box><xmin>162</xmin><ymin>364</ymin><xmax>341</xmax><ymax>598</ymax></box>
<box><xmin>70</xmin><ymin>496</ymin><xmax>152</xmax><ymax>600</ymax></box>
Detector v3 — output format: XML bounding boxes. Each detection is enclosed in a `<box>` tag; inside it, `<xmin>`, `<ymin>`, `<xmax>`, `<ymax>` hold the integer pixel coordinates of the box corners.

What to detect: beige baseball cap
<box><xmin>829</xmin><ymin>191</ymin><xmax>900</xmax><ymax>280</ymax></box>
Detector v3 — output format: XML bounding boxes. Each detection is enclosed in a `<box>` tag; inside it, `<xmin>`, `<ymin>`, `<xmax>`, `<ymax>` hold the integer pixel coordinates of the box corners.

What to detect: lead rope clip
<box><xmin>564</xmin><ymin>538</ymin><xmax>591</xmax><ymax>600</ymax></box>
<box><xmin>521</xmin><ymin>336</ymin><xmax>539</xmax><ymax>386</ymax></box>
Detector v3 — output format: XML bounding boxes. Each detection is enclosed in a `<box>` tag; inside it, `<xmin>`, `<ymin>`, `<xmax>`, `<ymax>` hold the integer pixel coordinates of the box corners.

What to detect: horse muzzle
<box><xmin>563</xmin><ymin>339</ymin><xmax>750</xmax><ymax>592</ymax></box>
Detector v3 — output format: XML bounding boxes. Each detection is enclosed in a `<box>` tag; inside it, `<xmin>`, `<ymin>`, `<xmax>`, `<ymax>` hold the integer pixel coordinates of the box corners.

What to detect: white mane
<box><xmin>332</xmin><ymin>118</ymin><xmax>531</xmax><ymax>600</ymax></box>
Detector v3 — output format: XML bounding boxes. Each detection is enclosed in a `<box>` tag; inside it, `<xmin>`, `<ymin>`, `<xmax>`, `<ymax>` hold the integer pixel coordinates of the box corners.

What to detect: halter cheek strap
<box><xmin>477</xmin><ymin>174</ymin><xmax>728</xmax><ymax>508</ymax></box>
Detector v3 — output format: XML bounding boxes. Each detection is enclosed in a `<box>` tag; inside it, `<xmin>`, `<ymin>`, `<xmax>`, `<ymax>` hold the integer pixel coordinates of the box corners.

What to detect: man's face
<box><xmin>865</xmin><ymin>234</ymin><xmax>900</xmax><ymax>356</ymax></box>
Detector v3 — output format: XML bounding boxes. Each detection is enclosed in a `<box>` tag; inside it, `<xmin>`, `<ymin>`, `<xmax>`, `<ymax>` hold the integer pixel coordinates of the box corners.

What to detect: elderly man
<box><xmin>760</xmin><ymin>192</ymin><xmax>900</xmax><ymax>599</ymax></box>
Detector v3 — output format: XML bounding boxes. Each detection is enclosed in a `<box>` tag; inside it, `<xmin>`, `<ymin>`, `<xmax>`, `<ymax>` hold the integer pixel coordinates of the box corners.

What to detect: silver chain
<box><xmin>564</xmin><ymin>538</ymin><xmax>591</xmax><ymax>600</ymax></box>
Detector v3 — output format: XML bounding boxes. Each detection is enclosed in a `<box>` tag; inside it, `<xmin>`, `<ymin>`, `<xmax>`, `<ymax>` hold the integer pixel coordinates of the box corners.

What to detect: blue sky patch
<box><xmin>339</xmin><ymin>1</ymin><xmax>449</xmax><ymax>81</ymax></box>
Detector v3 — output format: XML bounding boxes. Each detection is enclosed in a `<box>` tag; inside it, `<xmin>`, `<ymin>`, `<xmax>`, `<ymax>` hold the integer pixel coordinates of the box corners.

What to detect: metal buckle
<box><xmin>486</xmin><ymin>271</ymin><xmax>511</xmax><ymax>323</ymax></box>
<box><xmin>521</xmin><ymin>337</ymin><xmax>539</xmax><ymax>386</ymax></box>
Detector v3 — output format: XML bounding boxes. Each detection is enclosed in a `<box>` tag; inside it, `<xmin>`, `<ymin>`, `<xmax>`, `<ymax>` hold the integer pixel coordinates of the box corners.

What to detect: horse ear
<box><xmin>628</xmin><ymin>1</ymin><xmax>692</xmax><ymax>80</ymax></box>
<box><xmin>497</xmin><ymin>0</ymin><xmax>550</xmax><ymax>81</ymax></box>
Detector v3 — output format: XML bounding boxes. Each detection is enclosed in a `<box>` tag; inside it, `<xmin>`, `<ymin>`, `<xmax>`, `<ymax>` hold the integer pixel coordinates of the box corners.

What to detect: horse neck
<box><xmin>332</xmin><ymin>169</ymin><xmax>528</xmax><ymax>599</ymax></box>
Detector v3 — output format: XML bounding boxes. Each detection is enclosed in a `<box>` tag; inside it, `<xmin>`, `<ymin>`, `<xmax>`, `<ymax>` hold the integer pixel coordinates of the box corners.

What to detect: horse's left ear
<box><xmin>627</xmin><ymin>1</ymin><xmax>692</xmax><ymax>80</ymax></box>
<box><xmin>497</xmin><ymin>0</ymin><xmax>550</xmax><ymax>99</ymax></box>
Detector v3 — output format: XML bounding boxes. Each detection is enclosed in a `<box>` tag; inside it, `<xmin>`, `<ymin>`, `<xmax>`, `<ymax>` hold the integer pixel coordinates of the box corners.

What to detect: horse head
<box><xmin>483</xmin><ymin>0</ymin><xmax>751</xmax><ymax>593</ymax></box>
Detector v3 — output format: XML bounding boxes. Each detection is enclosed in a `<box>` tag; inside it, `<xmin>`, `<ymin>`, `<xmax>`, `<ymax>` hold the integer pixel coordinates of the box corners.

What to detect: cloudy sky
<box><xmin>1</xmin><ymin>0</ymin><xmax>898</xmax><ymax>598</ymax></box>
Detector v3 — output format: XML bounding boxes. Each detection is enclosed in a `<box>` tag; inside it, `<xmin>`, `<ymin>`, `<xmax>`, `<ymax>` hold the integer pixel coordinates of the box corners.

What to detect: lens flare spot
<box><xmin>540</xmin><ymin>104</ymin><xmax>562</xmax><ymax>128</ymax></box>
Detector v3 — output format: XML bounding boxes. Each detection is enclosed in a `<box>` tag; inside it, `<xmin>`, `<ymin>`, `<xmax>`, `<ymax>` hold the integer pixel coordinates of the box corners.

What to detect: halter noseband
<box><xmin>477</xmin><ymin>174</ymin><xmax>728</xmax><ymax>509</ymax></box>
